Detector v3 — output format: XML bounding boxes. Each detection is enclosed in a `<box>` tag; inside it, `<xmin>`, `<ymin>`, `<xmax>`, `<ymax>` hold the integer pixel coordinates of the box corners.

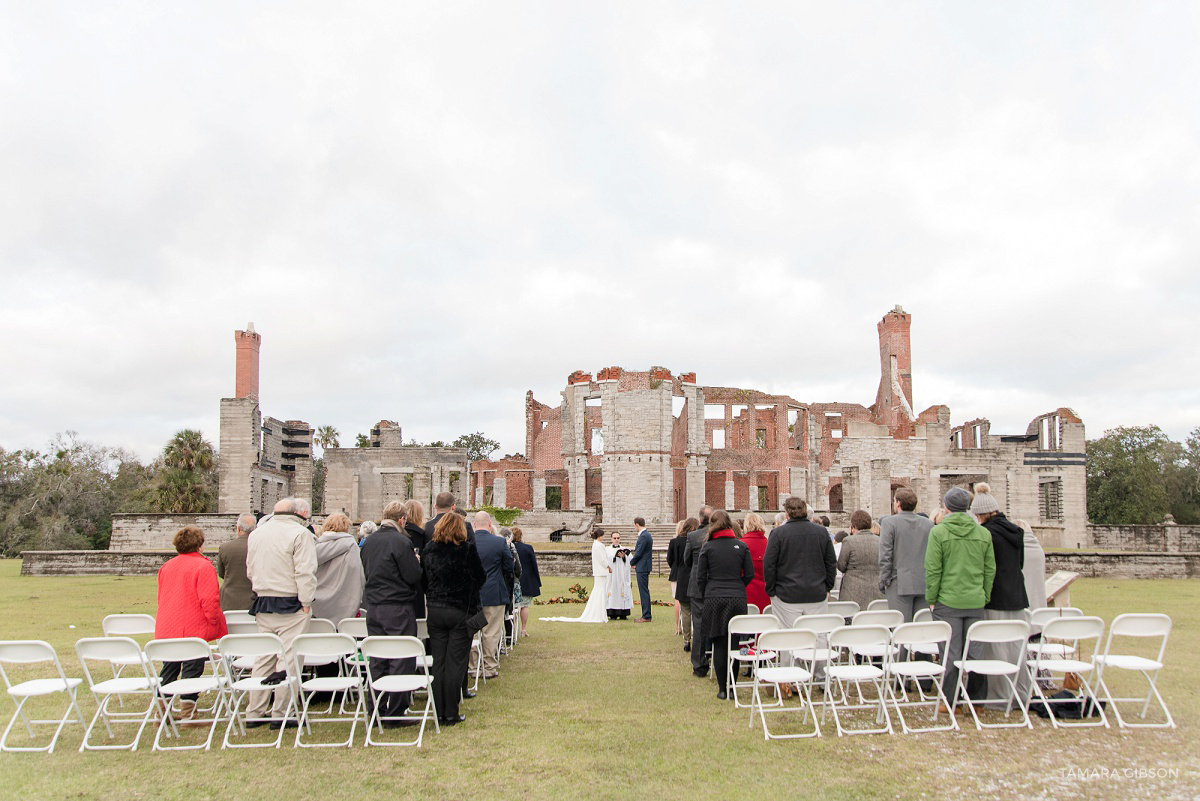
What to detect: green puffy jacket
<box><xmin>924</xmin><ymin>512</ymin><xmax>995</xmax><ymax>608</ymax></box>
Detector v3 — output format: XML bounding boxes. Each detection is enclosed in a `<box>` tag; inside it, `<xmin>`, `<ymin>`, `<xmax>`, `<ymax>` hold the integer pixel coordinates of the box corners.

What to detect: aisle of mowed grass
<box><xmin>0</xmin><ymin>560</ymin><xmax>1197</xmax><ymax>800</ymax></box>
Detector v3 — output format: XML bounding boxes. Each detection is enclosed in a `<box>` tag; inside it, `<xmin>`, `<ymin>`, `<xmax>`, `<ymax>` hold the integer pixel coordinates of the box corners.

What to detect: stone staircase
<box><xmin>596</xmin><ymin>523</ymin><xmax>678</xmax><ymax>549</ymax></box>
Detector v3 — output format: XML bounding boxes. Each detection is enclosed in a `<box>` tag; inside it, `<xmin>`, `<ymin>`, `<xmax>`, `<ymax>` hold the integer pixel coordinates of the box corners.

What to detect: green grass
<box><xmin>0</xmin><ymin>560</ymin><xmax>1197</xmax><ymax>800</ymax></box>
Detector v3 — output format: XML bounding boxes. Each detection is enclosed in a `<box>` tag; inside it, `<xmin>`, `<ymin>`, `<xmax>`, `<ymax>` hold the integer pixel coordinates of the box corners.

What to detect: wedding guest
<box><xmin>357</xmin><ymin>520</ymin><xmax>377</xmax><ymax>546</ymax></box>
<box><xmin>763</xmin><ymin>497</ymin><xmax>836</xmax><ymax>628</ymax></box>
<box><xmin>1015</xmin><ymin>520</ymin><xmax>1047</xmax><ymax>613</ymax></box>
<box><xmin>511</xmin><ymin>527</ymin><xmax>541</xmax><ymax>637</ymax></box>
<box><xmin>217</xmin><ymin>513</ymin><xmax>257</xmax><ymax>611</ymax></box>
<box><xmin>741</xmin><ymin>513</ymin><xmax>770</xmax><ymax>611</ymax></box>
<box><xmin>878</xmin><ymin>488</ymin><xmax>934</xmax><ymax>623</ymax></box>
<box><xmin>313</xmin><ymin>512</ymin><xmax>365</xmax><ymax>624</ymax></box>
<box><xmin>684</xmin><ymin>506</ymin><xmax>714</xmax><ymax>677</ymax></box>
<box><xmin>837</xmin><ymin>510</ymin><xmax>883</xmax><ymax>612</ymax></box>
<box><xmin>156</xmin><ymin>525</ymin><xmax>228</xmax><ymax>722</ymax></box>
<box><xmin>470</xmin><ymin>512</ymin><xmax>514</xmax><ymax>679</ymax></box>
<box><xmin>672</xmin><ymin>518</ymin><xmax>700</xmax><ymax>651</ymax></box>
<box><xmin>403</xmin><ymin>500</ymin><xmax>429</xmax><ymax>618</ymax></box>
<box><xmin>667</xmin><ymin>519</ymin><xmax>690</xmax><ymax>635</ymax></box>
<box><xmin>697</xmin><ymin>510</ymin><xmax>754</xmax><ymax>700</ymax></box>
<box><xmin>972</xmin><ymin>483</ymin><xmax>1030</xmax><ymax>706</ymax></box>
<box><xmin>422</xmin><ymin>511</ymin><xmax>485</xmax><ymax>725</ymax></box>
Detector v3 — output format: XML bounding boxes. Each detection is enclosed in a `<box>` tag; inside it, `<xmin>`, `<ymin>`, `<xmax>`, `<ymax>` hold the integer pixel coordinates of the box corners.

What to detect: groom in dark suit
<box><xmin>630</xmin><ymin>517</ymin><xmax>654</xmax><ymax>622</ymax></box>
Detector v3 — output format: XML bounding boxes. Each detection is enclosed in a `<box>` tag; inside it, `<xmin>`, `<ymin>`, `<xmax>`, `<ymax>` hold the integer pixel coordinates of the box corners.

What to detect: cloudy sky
<box><xmin>2</xmin><ymin>2</ymin><xmax>1198</xmax><ymax>463</ymax></box>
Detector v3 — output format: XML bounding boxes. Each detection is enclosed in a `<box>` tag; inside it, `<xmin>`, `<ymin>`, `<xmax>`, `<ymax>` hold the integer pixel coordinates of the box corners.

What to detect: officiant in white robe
<box><xmin>606</xmin><ymin>534</ymin><xmax>634</xmax><ymax>620</ymax></box>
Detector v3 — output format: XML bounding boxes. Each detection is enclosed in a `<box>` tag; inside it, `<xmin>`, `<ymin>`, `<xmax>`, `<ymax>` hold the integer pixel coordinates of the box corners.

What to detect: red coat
<box><xmin>742</xmin><ymin>530</ymin><xmax>770</xmax><ymax>610</ymax></box>
<box><xmin>155</xmin><ymin>552</ymin><xmax>228</xmax><ymax>642</ymax></box>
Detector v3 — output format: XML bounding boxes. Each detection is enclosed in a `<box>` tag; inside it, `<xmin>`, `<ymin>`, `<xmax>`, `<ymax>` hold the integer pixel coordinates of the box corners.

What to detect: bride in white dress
<box><xmin>540</xmin><ymin>529</ymin><xmax>609</xmax><ymax>624</ymax></box>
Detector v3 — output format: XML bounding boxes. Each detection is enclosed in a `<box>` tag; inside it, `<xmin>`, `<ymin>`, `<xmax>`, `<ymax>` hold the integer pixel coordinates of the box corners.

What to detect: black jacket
<box><xmin>666</xmin><ymin>536</ymin><xmax>687</xmax><ymax>583</ymax></box>
<box><xmin>514</xmin><ymin>541</ymin><xmax>541</xmax><ymax>598</ymax></box>
<box><xmin>696</xmin><ymin>533</ymin><xmax>754</xmax><ymax>599</ymax></box>
<box><xmin>762</xmin><ymin>517</ymin><xmax>836</xmax><ymax>604</ymax></box>
<box><xmin>405</xmin><ymin>522</ymin><xmax>428</xmax><ymax>555</ymax></box>
<box><xmin>984</xmin><ymin>513</ymin><xmax>1028</xmax><ymax>611</ymax></box>
<box><xmin>684</xmin><ymin>524</ymin><xmax>711</xmax><ymax>600</ymax></box>
<box><xmin>422</xmin><ymin>539</ymin><xmax>486</xmax><ymax>612</ymax></box>
<box><xmin>360</xmin><ymin>523</ymin><xmax>423</xmax><ymax>606</ymax></box>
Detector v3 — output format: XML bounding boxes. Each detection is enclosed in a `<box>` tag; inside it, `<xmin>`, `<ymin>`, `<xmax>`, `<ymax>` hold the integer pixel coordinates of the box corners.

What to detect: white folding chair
<box><xmin>1028</xmin><ymin>617</ymin><xmax>1108</xmax><ymax>729</ymax></box>
<box><xmin>338</xmin><ymin>618</ymin><xmax>368</xmax><ymax>638</ymax></box>
<box><xmin>866</xmin><ymin>599</ymin><xmax>890</xmax><ymax>611</ymax></box>
<box><xmin>790</xmin><ymin>613</ymin><xmax>844</xmax><ymax>682</ymax></box>
<box><xmin>1093</xmin><ymin>613</ymin><xmax>1174</xmax><ymax>729</ymax></box>
<box><xmin>291</xmin><ymin>633</ymin><xmax>364</xmax><ymax>747</ymax></box>
<box><xmin>75</xmin><ymin>637</ymin><xmax>159</xmax><ymax>751</ymax></box>
<box><xmin>849</xmin><ymin>610</ymin><xmax>903</xmax><ymax>661</ymax></box>
<box><xmin>218</xmin><ymin>633</ymin><xmax>298</xmax><ymax>748</ymax></box>
<box><xmin>359</xmin><ymin>636</ymin><xmax>438</xmax><ymax>747</ymax></box>
<box><xmin>762</xmin><ymin>604</ymin><xmax>773</xmax><ymax>618</ymax></box>
<box><xmin>100</xmin><ymin>614</ymin><xmax>156</xmax><ymax>704</ymax></box>
<box><xmin>822</xmin><ymin>625</ymin><xmax>893</xmax><ymax>736</ymax></box>
<box><xmin>415</xmin><ymin>619</ymin><xmax>435</xmax><ymax>675</ymax></box>
<box><xmin>224</xmin><ymin>610</ymin><xmax>255</xmax><ymax>625</ymax></box>
<box><xmin>747</xmin><ymin>604</ymin><xmax>761</xmax><ymax>615</ymax></box>
<box><xmin>827</xmin><ymin>601</ymin><xmax>860</xmax><ymax>623</ymax></box>
<box><xmin>913</xmin><ymin>607</ymin><xmax>933</xmax><ymax>623</ymax></box>
<box><xmin>143</xmin><ymin>638</ymin><xmax>227</xmax><ymax>751</ymax></box>
<box><xmin>884</xmin><ymin>622</ymin><xmax>957</xmax><ymax>734</ymax></box>
<box><xmin>469</xmin><ymin>633</ymin><xmax>484</xmax><ymax>691</ymax></box>
<box><xmin>951</xmin><ymin>620</ymin><xmax>1032</xmax><ymax>730</ymax></box>
<box><xmin>1027</xmin><ymin>607</ymin><xmax>1084</xmax><ymax>660</ymax></box>
<box><xmin>0</xmin><ymin>641</ymin><xmax>85</xmax><ymax>753</ymax></box>
<box><xmin>752</xmin><ymin>629</ymin><xmax>820</xmax><ymax>740</ymax></box>
<box><xmin>726</xmin><ymin>614</ymin><xmax>782</xmax><ymax>707</ymax></box>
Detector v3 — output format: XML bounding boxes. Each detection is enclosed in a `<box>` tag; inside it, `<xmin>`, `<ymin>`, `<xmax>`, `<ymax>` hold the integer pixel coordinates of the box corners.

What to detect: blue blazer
<box><xmin>630</xmin><ymin>529</ymin><xmax>654</xmax><ymax>575</ymax></box>
<box><xmin>475</xmin><ymin>530</ymin><xmax>515</xmax><ymax>607</ymax></box>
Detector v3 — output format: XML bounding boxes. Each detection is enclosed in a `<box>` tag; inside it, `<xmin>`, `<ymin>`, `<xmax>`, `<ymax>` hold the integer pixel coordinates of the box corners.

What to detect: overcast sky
<box><xmin>2</xmin><ymin>2</ymin><xmax>1198</xmax><ymax>463</ymax></box>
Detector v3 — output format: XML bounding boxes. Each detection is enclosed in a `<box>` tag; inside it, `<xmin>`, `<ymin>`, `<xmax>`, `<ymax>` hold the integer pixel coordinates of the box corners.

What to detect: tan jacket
<box><xmin>246</xmin><ymin>514</ymin><xmax>318</xmax><ymax>607</ymax></box>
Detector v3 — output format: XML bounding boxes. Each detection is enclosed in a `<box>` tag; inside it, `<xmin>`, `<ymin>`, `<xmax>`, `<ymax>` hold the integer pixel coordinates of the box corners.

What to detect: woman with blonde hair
<box><xmin>402</xmin><ymin>500</ymin><xmax>429</xmax><ymax>617</ymax></box>
<box><xmin>741</xmin><ymin>513</ymin><xmax>770</xmax><ymax>611</ymax></box>
<box><xmin>313</xmin><ymin>512</ymin><xmax>365</xmax><ymax>624</ymax></box>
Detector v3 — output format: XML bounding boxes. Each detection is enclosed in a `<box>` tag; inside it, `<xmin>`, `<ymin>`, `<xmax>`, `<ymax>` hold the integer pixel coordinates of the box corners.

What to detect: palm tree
<box><xmin>163</xmin><ymin>430</ymin><xmax>215</xmax><ymax>472</ymax></box>
<box><xmin>316</xmin><ymin>425</ymin><xmax>340</xmax><ymax>450</ymax></box>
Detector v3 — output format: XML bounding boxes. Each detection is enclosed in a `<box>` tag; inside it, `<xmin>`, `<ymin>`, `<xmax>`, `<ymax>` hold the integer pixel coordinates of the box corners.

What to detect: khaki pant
<box><xmin>248</xmin><ymin>609</ymin><xmax>310</xmax><ymax>719</ymax></box>
<box><xmin>469</xmin><ymin>606</ymin><xmax>506</xmax><ymax>676</ymax></box>
<box><xmin>679</xmin><ymin>603</ymin><xmax>692</xmax><ymax>644</ymax></box>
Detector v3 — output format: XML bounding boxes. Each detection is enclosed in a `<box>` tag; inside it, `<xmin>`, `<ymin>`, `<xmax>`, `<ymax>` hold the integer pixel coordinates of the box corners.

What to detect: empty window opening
<box><xmin>704</xmin><ymin>404</ymin><xmax>726</xmax><ymax>420</ymax></box>
<box><xmin>590</xmin><ymin>428</ymin><xmax>605</xmax><ymax>454</ymax></box>
<box><xmin>712</xmin><ymin>430</ymin><xmax>726</xmax><ymax>449</ymax></box>
<box><xmin>672</xmin><ymin>396</ymin><xmax>686</xmax><ymax>418</ymax></box>
<box><xmin>755</xmin><ymin>429</ymin><xmax>767</xmax><ymax>448</ymax></box>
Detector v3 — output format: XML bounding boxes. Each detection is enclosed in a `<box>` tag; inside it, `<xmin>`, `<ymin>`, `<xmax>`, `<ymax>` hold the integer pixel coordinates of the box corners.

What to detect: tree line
<box><xmin>0</xmin><ymin>428</ymin><xmax>500</xmax><ymax>557</ymax></box>
<box><xmin>1086</xmin><ymin>425</ymin><xmax>1200</xmax><ymax>525</ymax></box>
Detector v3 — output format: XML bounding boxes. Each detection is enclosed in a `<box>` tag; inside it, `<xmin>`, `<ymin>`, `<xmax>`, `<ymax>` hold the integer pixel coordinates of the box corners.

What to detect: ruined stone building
<box><xmin>470</xmin><ymin>307</ymin><xmax>1088</xmax><ymax>546</ymax></box>
<box><xmin>217</xmin><ymin>326</ymin><xmax>469</xmax><ymax>520</ymax></box>
<box><xmin>217</xmin><ymin>326</ymin><xmax>315</xmax><ymax>515</ymax></box>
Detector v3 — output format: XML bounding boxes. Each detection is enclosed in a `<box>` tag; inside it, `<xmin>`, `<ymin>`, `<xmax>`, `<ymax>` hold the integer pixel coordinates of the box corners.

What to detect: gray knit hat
<box><xmin>970</xmin><ymin>490</ymin><xmax>1000</xmax><ymax>516</ymax></box>
<box><xmin>943</xmin><ymin>487</ymin><xmax>972</xmax><ymax>513</ymax></box>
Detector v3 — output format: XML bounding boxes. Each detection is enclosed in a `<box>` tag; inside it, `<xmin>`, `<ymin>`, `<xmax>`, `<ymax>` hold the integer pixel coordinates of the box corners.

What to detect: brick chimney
<box><xmin>234</xmin><ymin>324</ymin><xmax>261</xmax><ymax>400</ymax></box>
<box><xmin>873</xmin><ymin>306</ymin><xmax>915</xmax><ymax>438</ymax></box>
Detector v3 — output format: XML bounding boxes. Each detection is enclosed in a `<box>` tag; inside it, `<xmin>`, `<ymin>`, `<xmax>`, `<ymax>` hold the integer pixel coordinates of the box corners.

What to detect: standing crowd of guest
<box><xmin>675</xmin><ymin>485</ymin><xmax>1046</xmax><ymax>709</ymax></box>
<box><xmin>152</xmin><ymin>491</ymin><xmax>540</xmax><ymax>730</ymax></box>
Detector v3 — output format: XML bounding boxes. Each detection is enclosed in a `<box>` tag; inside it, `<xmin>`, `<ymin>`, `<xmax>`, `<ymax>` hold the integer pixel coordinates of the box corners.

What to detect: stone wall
<box><xmin>1044</xmin><ymin>551</ymin><xmax>1200</xmax><ymax>580</ymax></box>
<box><xmin>22</xmin><ymin>550</ymin><xmax>215</xmax><ymax>576</ymax></box>
<box><xmin>1087</xmin><ymin>524</ymin><xmax>1200</xmax><ymax>552</ymax></box>
<box><xmin>109</xmin><ymin>514</ymin><xmax>241</xmax><ymax>551</ymax></box>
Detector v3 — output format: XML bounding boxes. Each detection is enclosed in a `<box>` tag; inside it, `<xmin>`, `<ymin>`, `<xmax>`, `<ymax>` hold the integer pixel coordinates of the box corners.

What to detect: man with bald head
<box><xmin>245</xmin><ymin>497</ymin><xmax>318</xmax><ymax>727</ymax></box>
<box><xmin>468</xmin><ymin>511</ymin><xmax>513</xmax><ymax>679</ymax></box>
<box><xmin>217</xmin><ymin>512</ymin><xmax>257</xmax><ymax>611</ymax></box>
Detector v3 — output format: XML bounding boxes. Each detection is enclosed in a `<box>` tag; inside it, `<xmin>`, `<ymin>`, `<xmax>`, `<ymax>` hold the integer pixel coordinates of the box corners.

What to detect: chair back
<box><xmin>292</xmin><ymin>633</ymin><xmax>358</xmax><ymax>661</ymax></box>
<box><xmin>964</xmin><ymin>619</ymin><xmax>1029</xmax><ymax>645</ymax></box>
<box><xmin>217</xmin><ymin>633</ymin><xmax>285</xmax><ymax>660</ymax></box>
<box><xmin>758</xmin><ymin>628</ymin><xmax>818</xmax><ymax>655</ymax></box>
<box><xmin>224</xmin><ymin>610</ymin><xmax>255</xmax><ymax>624</ymax></box>
<box><xmin>416</xmin><ymin>619</ymin><xmax>429</xmax><ymax>641</ymax></box>
<box><xmin>728</xmin><ymin>614</ymin><xmax>782</xmax><ymax>638</ymax></box>
<box><xmin>890</xmin><ymin>621</ymin><xmax>951</xmax><ymax>650</ymax></box>
<box><xmin>75</xmin><ymin>637</ymin><xmax>152</xmax><ymax>688</ymax></box>
<box><xmin>359</xmin><ymin>636</ymin><xmax>426</xmax><ymax>665</ymax></box>
<box><xmin>306</xmin><ymin>618</ymin><xmax>337</xmax><ymax>634</ymax></box>
<box><xmin>1035</xmin><ymin>616</ymin><xmax>1104</xmax><ymax>662</ymax></box>
<box><xmin>225</xmin><ymin>621</ymin><xmax>260</xmax><ymax>635</ymax></box>
<box><xmin>1101</xmin><ymin>613</ymin><xmax>1171</xmax><ymax>665</ymax></box>
<box><xmin>144</xmin><ymin>637</ymin><xmax>214</xmax><ymax>664</ymax></box>
<box><xmin>747</xmin><ymin>604</ymin><xmax>761</xmax><ymax>615</ymax></box>
<box><xmin>826</xmin><ymin>601</ymin><xmax>860</xmax><ymax>619</ymax></box>
<box><xmin>1028</xmin><ymin>606</ymin><xmax>1083</xmax><ymax>629</ymax></box>
<box><xmin>0</xmin><ymin>641</ymin><xmax>72</xmax><ymax>692</ymax></box>
<box><xmin>829</xmin><ymin>624</ymin><xmax>891</xmax><ymax>650</ymax></box>
<box><xmin>913</xmin><ymin>608</ymin><xmax>933</xmax><ymax>623</ymax></box>
<box><xmin>852</xmin><ymin>609</ymin><xmax>904</xmax><ymax>629</ymax></box>
<box><xmin>791</xmin><ymin>613</ymin><xmax>844</xmax><ymax>635</ymax></box>
<box><xmin>338</xmin><ymin>618</ymin><xmax>368</xmax><ymax>638</ymax></box>
<box><xmin>102</xmin><ymin>614</ymin><xmax>155</xmax><ymax>637</ymax></box>
<box><xmin>762</xmin><ymin>605</ymin><xmax>773</xmax><ymax>617</ymax></box>
<box><xmin>866</xmin><ymin>599</ymin><xmax>890</xmax><ymax>611</ymax></box>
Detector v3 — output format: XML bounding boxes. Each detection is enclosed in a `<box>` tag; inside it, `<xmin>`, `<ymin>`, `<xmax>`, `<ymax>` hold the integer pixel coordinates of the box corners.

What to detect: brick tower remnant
<box><xmin>234</xmin><ymin>324</ymin><xmax>261</xmax><ymax>400</ymax></box>
<box><xmin>872</xmin><ymin>305</ymin><xmax>917</xmax><ymax>439</ymax></box>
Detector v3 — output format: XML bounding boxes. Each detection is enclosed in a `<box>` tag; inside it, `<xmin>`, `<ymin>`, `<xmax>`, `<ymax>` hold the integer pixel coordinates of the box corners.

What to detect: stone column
<box><xmin>748</xmin><ymin>470</ymin><xmax>759</xmax><ymax>511</ymax></box>
<box><xmin>842</xmin><ymin>467</ymin><xmax>860</xmax><ymax>514</ymax></box>
<box><xmin>350</xmin><ymin>474</ymin><xmax>360</xmax><ymax>521</ymax></box>
<box><xmin>533</xmin><ymin>477</ymin><xmax>547</xmax><ymax>511</ymax></box>
<box><xmin>870</xmin><ymin>459</ymin><xmax>891</xmax><ymax>518</ymax></box>
<box><xmin>493</xmin><ymin>476</ymin><xmax>507</xmax><ymax>508</ymax></box>
<box><xmin>724</xmin><ymin>471</ymin><xmax>735</xmax><ymax>511</ymax></box>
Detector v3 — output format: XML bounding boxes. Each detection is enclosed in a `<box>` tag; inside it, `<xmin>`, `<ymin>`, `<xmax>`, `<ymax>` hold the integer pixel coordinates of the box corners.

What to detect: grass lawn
<box><xmin>0</xmin><ymin>560</ymin><xmax>1196</xmax><ymax>800</ymax></box>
